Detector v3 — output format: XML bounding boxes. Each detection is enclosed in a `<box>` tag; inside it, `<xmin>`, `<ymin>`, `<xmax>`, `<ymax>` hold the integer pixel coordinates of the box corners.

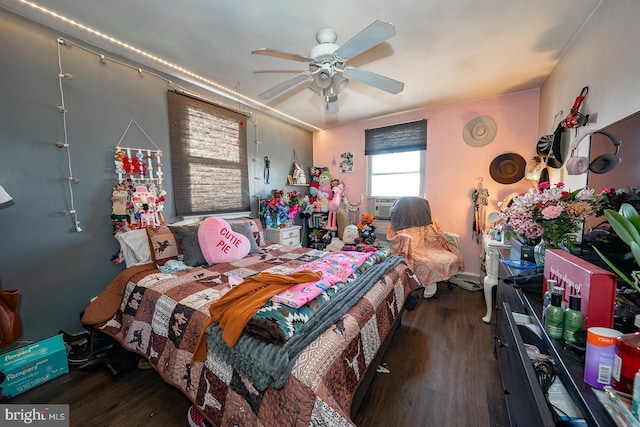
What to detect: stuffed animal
<box><xmin>316</xmin><ymin>191</ymin><xmax>329</xmax><ymax>212</ymax></box>
<box><xmin>357</xmin><ymin>213</ymin><xmax>377</xmax><ymax>245</ymax></box>
<box><xmin>292</xmin><ymin>162</ymin><xmax>307</xmax><ymax>185</ymax></box>
<box><xmin>343</xmin><ymin>224</ymin><xmax>359</xmax><ymax>244</ymax></box>
<box><xmin>357</xmin><ymin>213</ymin><xmax>374</xmax><ymax>228</ymax></box>
<box><xmin>308</xmin><ymin>181</ymin><xmax>320</xmax><ymax>199</ymax></box>
<box><xmin>317</xmin><ymin>171</ymin><xmax>333</xmax><ymax>201</ymax></box>
<box><xmin>326</xmin><ymin>183</ymin><xmax>344</xmax><ymax>230</ymax></box>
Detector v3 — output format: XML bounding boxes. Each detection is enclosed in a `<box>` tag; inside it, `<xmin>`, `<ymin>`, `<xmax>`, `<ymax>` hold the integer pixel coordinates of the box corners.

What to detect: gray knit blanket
<box><xmin>205</xmin><ymin>254</ymin><xmax>406</xmax><ymax>390</ymax></box>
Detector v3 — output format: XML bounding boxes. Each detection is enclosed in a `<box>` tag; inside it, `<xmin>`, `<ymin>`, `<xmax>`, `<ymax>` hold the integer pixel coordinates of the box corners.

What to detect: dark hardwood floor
<box><xmin>9</xmin><ymin>282</ymin><xmax>508</xmax><ymax>426</ymax></box>
<box><xmin>353</xmin><ymin>282</ymin><xmax>509</xmax><ymax>427</ymax></box>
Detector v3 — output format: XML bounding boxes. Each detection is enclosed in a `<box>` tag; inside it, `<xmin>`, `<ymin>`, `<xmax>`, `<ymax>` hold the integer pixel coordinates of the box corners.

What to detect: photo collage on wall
<box><xmin>340</xmin><ymin>152</ymin><xmax>354</xmax><ymax>173</ymax></box>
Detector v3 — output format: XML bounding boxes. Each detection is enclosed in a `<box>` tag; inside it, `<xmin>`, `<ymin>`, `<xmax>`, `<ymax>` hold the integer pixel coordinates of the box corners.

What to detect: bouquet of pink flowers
<box><xmin>499</xmin><ymin>182</ymin><xmax>602</xmax><ymax>249</ymax></box>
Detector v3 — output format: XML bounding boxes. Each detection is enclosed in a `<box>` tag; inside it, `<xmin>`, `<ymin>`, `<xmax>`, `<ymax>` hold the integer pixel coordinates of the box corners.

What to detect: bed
<box><xmin>83</xmin><ymin>218</ymin><xmax>422</xmax><ymax>426</ymax></box>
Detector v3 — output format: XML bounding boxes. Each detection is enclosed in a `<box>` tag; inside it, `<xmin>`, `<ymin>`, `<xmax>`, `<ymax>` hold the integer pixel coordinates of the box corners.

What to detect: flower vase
<box><xmin>264</xmin><ymin>214</ymin><xmax>273</xmax><ymax>229</ymax></box>
<box><xmin>534</xmin><ymin>238</ymin><xmax>569</xmax><ymax>266</ymax></box>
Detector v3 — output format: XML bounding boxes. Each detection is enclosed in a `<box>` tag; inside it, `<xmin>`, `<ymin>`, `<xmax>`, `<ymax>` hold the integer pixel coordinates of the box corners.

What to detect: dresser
<box><xmin>263</xmin><ymin>225</ymin><xmax>302</xmax><ymax>246</ymax></box>
<box><xmin>496</xmin><ymin>282</ymin><xmax>613</xmax><ymax>426</ymax></box>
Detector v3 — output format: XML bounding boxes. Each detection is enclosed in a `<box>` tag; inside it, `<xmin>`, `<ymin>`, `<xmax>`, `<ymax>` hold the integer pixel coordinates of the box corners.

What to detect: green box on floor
<box><xmin>0</xmin><ymin>334</ymin><xmax>69</xmax><ymax>400</ymax></box>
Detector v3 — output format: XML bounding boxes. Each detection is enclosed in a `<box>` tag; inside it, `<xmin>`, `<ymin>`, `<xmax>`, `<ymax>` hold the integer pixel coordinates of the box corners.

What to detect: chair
<box><xmin>386</xmin><ymin>197</ymin><xmax>464</xmax><ymax>298</ymax></box>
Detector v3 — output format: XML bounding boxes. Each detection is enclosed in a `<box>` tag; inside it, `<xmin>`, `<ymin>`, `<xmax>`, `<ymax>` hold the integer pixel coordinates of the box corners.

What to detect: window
<box><xmin>365</xmin><ymin>119</ymin><xmax>427</xmax><ymax>197</ymax></box>
<box><xmin>167</xmin><ymin>91</ymin><xmax>249</xmax><ymax>216</ymax></box>
<box><xmin>368</xmin><ymin>151</ymin><xmax>424</xmax><ymax>197</ymax></box>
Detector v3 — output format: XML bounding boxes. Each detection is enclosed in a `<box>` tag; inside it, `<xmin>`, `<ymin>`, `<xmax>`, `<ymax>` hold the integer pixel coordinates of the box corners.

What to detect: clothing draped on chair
<box><xmin>386</xmin><ymin>197</ymin><xmax>464</xmax><ymax>286</ymax></box>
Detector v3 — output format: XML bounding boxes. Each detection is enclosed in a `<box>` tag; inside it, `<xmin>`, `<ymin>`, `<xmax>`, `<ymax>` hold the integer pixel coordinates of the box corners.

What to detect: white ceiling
<box><xmin>0</xmin><ymin>0</ymin><xmax>603</xmax><ymax>131</ymax></box>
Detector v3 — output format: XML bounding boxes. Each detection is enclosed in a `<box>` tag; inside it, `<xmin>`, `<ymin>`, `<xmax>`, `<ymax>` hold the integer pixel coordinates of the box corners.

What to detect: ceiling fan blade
<box><xmin>333</xmin><ymin>20</ymin><xmax>396</xmax><ymax>62</ymax></box>
<box><xmin>258</xmin><ymin>72</ymin><xmax>312</xmax><ymax>99</ymax></box>
<box><xmin>252</xmin><ymin>48</ymin><xmax>312</xmax><ymax>63</ymax></box>
<box><xmin>343</xmin><ymin>66</ymin><xmax>404</xmax><ymax>94</ymax></box>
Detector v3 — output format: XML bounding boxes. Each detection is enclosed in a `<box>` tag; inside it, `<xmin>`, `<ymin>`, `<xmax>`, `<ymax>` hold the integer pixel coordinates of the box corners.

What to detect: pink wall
<box><xmin>313</xmin><ymin>89</ymin><xmax>540</xmax><ymax>274</ymax></box>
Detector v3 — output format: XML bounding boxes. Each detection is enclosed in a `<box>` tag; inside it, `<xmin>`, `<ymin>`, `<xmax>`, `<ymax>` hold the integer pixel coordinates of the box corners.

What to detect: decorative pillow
<box><xmin>227</xmin><ymin>217</ymin><xmax>265</xmax><ymax>247</ymax></box>
<box><xmin>146</xmin><ymin>224</ymin><xmax>181</xmax><ymax>266</ymax></box>
<box><xmin>230</xmin><ymin>222</ymin><xmax>262</xmax><ymax>254</ymax></box>
<box><xmin>115</xmin><ymin>229</ymin><xmax>152</xmax><ymax>267</ymax></box>
<box><xmin>169</xmin><ymin>224</ymin><xmax>207</xmax><ymax>267</ymax></box>
<box><xmin>198</xmin><ymin>217</ymin><xmax>250</xmax><ymax>264</ymax></box>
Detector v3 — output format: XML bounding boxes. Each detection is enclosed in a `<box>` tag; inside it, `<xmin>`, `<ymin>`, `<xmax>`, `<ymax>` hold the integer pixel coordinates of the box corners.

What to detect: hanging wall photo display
<box><xmin>340</xmin><ymin>152</ymin><xmax>354</xmax><ymax>173</ymax></box>
<box><xmin>111</xmin><ymin>119</ymin><xmax>166</xmax><ymax>233</ymax></box>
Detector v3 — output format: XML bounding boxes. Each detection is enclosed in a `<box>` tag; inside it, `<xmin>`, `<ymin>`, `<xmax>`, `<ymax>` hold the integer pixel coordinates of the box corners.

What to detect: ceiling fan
<box><xmin>252</xmin><ymin>20</ymin><xmax>404</xmax><ymax>114</ymax></box>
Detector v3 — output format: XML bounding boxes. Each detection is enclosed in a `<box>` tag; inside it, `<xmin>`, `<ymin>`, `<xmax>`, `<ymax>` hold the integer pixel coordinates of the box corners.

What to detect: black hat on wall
<box><xmin>549</xmin><ymin>123</ymin><xmax>571</xmax><ymax>169</ymax></box>
<box><xmin>489</xmin><ymin>153</ymin><xmax>526</xmax><ymax>184</ymax></box>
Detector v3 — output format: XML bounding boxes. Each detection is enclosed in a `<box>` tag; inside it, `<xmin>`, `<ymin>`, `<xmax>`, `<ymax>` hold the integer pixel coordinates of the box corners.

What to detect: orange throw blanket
<box><xmin>81</xmin><ymin>263</ymin><xmax>157</xmax><ymax>325</ymax></box>
<box><xmin>193</xmin><ymin>270</ymin><xmax>322</xmax><ymax>361</ymax></box>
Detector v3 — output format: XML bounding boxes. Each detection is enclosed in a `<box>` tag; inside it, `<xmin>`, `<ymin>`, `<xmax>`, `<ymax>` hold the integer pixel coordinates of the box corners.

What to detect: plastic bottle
<box><xmin>563</xmin><ymin>295</ymin><xmax>584</xmax><ymax>343</ymax></box>
<box><xmin>541</xmin><ymin>279</ymin><xmax>557</xmax><ymax>325</ymax></box>
<box><xmin>612</xmin><ymin>315</ymin><xmax>640</xmax><ymax>394</ymax></box>
<box><xmin>544</xmin><ymin>287</ymin><xmax>564</xmax><ymax>339</ymax></box>
<box><xmin>633</xmin><ymin>369</ymin><xmax>640</xmax><ymax>420</ymax></box>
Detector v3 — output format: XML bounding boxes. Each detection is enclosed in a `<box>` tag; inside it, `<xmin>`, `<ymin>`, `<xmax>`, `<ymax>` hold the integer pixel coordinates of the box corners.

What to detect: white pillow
<box><xmin>116</xmin><ymin>229</ymin><xmax>152</xmax><ymax>267</ymax></box>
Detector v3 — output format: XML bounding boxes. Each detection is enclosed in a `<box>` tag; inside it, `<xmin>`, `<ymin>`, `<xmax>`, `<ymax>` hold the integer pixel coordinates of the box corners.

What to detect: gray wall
<box><xmin>0</xmin><ymin>9</ymin><xmax>312</xmax><ymax>341</ymax></box>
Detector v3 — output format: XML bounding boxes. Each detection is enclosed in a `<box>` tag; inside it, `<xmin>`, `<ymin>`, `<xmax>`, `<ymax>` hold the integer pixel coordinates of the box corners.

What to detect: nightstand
<box><xmin>263</xmin><ymin>225</ymin><xmax>301</xmax><ymax>246</ymax></box>
<box><xmin>482</xmin><ymin>234</ymin><xmax>511</xmax><ymax>323</ymax></box>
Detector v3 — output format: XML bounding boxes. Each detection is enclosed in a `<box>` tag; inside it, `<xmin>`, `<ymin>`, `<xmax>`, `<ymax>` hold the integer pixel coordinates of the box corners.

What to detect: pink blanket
<box><xmin>271</xmin><ymin>251</ymin><xmax>374</xmax><ymax>308</ymax></box>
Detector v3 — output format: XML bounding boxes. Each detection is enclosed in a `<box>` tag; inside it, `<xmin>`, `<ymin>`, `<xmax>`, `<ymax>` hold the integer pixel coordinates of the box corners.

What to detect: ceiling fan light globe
<box><xmin>325</xmin><ymin>97</ymin><xmax>339</xmax><ymax>115</ymax></box>
<box><xmin>332</xmin><ymin>74</ymin><xmax>349</xmax><ymax>93</ymax></box>
<box><xmin>308</xmin><ymin>80</ymin><xmax>322</xmax><ymax>95</ymax></box>
<box><xmin>326</xmin><ymin>103</ymin><xmax>339</xmax><ymax>115</ymax></box>
<box><xmin>316</xmin><ymin>74</ymin><xmax>332</xmax><ymax>89</ymax></box>
<box><xmin>316</xmin><ymin>28</ymin><xmax>338</xmax><ymax>44</ymax></box>
<box><xmin>314</xmin><ymin>63</ymin><xmax>334</xmax><ymax>89</ymax></box>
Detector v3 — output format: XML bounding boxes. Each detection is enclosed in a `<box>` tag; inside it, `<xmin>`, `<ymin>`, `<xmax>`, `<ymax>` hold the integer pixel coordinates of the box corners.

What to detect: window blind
<box><xmin>364</xmin><ymin>119</ymin><xmax>427</xmax><ymax>155</ymax></box>
<box><xmin>167</xmin><ymin>91</ymin><xmax>249</xmax><ymax>216</ymax></box>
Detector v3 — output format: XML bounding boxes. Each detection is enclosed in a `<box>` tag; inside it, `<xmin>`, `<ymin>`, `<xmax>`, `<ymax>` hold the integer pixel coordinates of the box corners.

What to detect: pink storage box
<box><xmin>542</xmin><ymin>249</ymin><xmax>617</xmax><ymax>329</ymax></box>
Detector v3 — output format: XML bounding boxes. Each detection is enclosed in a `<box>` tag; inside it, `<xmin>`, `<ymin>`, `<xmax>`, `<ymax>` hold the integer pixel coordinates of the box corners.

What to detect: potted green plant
<box><xmin>591</xmin><ymin>203</ymin><xmax>640</xmax><ymax>292</ymax></box>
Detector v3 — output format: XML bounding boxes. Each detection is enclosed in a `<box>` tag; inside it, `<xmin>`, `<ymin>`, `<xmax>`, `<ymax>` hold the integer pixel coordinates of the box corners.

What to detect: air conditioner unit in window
<box><xmin>367</xmin><ymin>197</ymin><xmax>397</xmax><ymax>220</ymax></box>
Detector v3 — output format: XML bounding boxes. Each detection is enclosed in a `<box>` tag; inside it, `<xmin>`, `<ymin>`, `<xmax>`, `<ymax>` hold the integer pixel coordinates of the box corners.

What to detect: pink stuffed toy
<box><xmin>326</xmin><ymin>183</ymin><xmax>343</xmax><ymax>231</ymax></box>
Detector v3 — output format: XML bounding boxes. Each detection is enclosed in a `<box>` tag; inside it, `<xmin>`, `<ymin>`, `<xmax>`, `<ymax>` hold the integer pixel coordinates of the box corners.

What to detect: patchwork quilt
<box><xmin>95</xmin><ymin>245</ymin><xmax>422</xmax><ymax>426</ymax></box>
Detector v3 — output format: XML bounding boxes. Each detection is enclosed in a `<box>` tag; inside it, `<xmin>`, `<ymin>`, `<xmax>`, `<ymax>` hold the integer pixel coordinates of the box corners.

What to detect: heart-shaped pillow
<box><xmin>198</xmin><ymin>217</ymin><xmax>250</xmax><ymax>264</ymax></box>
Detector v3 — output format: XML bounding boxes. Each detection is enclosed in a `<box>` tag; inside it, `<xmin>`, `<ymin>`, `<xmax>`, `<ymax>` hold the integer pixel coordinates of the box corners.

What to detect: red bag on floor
<box><xmin>0</xmin><ymin>290</ymin><xmax>22</xmax><ymax>347</ymax></box>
